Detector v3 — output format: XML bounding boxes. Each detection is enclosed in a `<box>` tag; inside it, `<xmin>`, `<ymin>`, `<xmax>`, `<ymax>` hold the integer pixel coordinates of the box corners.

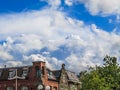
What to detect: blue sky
<box><xmin>0</xmin><ymin>0</ymin><xmax>117</xmax><ymax>31</ymax></box>
<box><xmin>0</xmin><ymin>0</ymin><xmax>47</xmax><ymax>12</ymax></box>
<box><xmin>0</xmin><ymin>0</ymin><xmax>120</xmax><ymax>73</ymax></box>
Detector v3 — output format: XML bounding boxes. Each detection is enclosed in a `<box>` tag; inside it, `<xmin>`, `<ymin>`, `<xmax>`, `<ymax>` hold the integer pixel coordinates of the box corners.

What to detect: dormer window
<box><xmin>22</xmin><ymin>68</ymin><xmax>28</xmax><ymax>77</ymax></box>
<box><xmin>23</xmin><ymin>70</ymin><xmax>27</xmax><ymax>76</ymax></box>
<box><xmin>8</xmin><ymin>69</ymin><xmax>16</xmax><ymax>78</ymax></box>
<box><xmin>48</xmin><ymin>70</ymin><xmax>53</xmax><ymax>77</ymax></box>
<box><xmin>47</xmin><ymin>70</ymin><xmax>56</xmax><ymax>79</ymax></box>
<box><xmin>54</xmin><ymin>71</ymin><xmax>60</xmax><ymax>78</ymax></box>
<box><xmin>7</xmin><ymin>86</ymin><xmax>14</xmax><ymax>90</ymax></box>
<box><xmin>20</xmin><ymin>86</ymin><xmax>28</xmax><ymax>90</ymax></box>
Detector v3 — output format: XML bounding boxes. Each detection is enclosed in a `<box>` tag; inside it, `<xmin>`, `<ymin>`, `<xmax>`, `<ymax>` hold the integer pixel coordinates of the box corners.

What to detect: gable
<box><xmin>59</xmin><ymin>64</ymin><xmax>69</xmax><ymax>90</ymax></box>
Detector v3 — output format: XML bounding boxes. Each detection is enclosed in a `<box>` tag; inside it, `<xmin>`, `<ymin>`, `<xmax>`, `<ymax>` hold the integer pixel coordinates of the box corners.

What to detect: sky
<box><xmin>0</xmin><ymin>0</ymin><xmax>120</xmax><ymax>73</ymax></box>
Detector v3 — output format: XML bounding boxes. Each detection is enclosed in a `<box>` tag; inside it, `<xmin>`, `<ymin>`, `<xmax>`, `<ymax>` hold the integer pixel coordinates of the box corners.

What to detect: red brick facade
<box><xmin>0</xmin><ymin>61</ymin><xmax>80</xmax><ymax>90</ymax></box>
<box><xmin>0</xmin><ymin>61</ymin><xmax>58</xmax><ymax>90</ymax></box>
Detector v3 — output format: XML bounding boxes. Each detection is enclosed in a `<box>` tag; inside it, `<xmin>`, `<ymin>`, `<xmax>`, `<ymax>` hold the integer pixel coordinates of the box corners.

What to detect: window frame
<box><xmin>20</xmin><ymin>86</ymin><xmax>28</xmax><ymax>90</ymax></box>
<box><xmin>35</xmin><ymin>66</ymin><xmax>41</xmax><ymax>77</ymax></box>
<box><xmin>22</xmin><ymin>68</ymin><xmax>28</xmax><ymax>77</ymax></box>
<box><xmin>8</xmin><ymin>69</ymin><xmax>16</xmax><ymax>78</ymax></box>
<box><xmin>7</xmin><ymin>86</ymin><xmax>14</xmax><ymax>90</ymax></box>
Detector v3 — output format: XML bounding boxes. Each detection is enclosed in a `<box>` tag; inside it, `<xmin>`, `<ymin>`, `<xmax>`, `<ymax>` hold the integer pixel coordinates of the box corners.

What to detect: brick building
<box><xmin>0</xmin><ymin>61</ymin><xmax>80</xmax><ymax>90</ymax></box>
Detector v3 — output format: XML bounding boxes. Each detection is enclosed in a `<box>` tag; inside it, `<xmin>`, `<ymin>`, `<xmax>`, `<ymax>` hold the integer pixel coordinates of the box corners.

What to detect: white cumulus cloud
<box><xmin>42</xmin><ymin>0</ymin><xmax>61</xmax><ymax>9</ymax></box>
<box><xmin>65</xmin><ymin>0</ymin><xmax>74</xmax><ymax>6</ymax></box>
<box><xmin>0</xmin><ymin>51</ymin><xmax>13</xmax><ymax>61</ymax></box>
<box><xmin>79</xmin><ymin>0</ymin><xmax>120</xmax><ymax>16</ymax></box>
<box><xmin>0</xmin><ymin>6</ymin><xmax>120</xmax><ymax>73</ymax></box>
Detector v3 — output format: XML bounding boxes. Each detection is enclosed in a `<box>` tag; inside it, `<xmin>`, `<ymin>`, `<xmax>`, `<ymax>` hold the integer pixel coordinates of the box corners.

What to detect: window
<box><xmin>48</xmin><ymin>70</ymin><xmax>54</xmax><ymax>79</ymax></box>
<box><xmin>22</xmin><ymin>68</ymin><xmax>28</xmax><ymax>76</ymax></box>
<box><xmin>37</xmin><ymin>84</ymin><xmax>43</xmax><ymax>90</ymax></box>
<box><xmin>54</xmin><ymin>71</ymin><xmax>60</xmax><ymax>77</ymax></box>
<box><xmin>7</xmin><ymin>86</ymin><xmax>14</xmax><ymax>90</ymax></box>
<box><xmin>20</xmin><ymin>86</ymin><xmax>28</xmax><ymax>90</ymax></box>
<box><xmin>8</xmin><ymin>70</ymin><xmax>16</xmax><ymax>78</ymax></box>
<box><xmin>42</xmin><ymin>66</ymin><xmax>45</xmax><ymax>75</ymax></box>
<box><xmin>53</xmin><ymin>87</ymin><xmax>57</xmax><ymax>90</ymax></box>
<box><xmin>23</xmin><ymin>70</ymin><xmax>27</xmax><ymax>76</ymax></box>
<box><xmin>45</xmin><ymin>86</ymin><xmax>50</xmax><ymax>90</ymax></box>
<box><xmin>35</xmin><ymin>66</ymin><xmax>41</xmax><ymax>77</ymax></box>
<box><xmin>48</xmin><ymin>70</ymin><xmax>51</xmax><ymax>76</ymax></box>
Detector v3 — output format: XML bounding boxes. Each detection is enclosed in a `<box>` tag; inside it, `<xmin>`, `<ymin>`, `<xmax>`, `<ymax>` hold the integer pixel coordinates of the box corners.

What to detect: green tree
<box><xmin>80</xmin><ymin>55</ymin><xmax>120</xmax><ymax>90</ymax></box>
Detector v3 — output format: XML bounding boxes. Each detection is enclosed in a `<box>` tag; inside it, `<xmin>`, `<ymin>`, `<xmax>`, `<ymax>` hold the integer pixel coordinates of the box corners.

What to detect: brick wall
<box><xmin>0</xmin><ymin>61</ymin><xmax>59</xmax><ymax>90</ymax></box>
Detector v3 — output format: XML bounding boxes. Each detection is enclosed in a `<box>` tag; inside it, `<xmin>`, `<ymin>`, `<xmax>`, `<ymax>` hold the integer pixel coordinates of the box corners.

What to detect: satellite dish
<box><xmin>37</xmin><ymin>84</ymin><xmax>43</xmax><ymax>90</ymax></box>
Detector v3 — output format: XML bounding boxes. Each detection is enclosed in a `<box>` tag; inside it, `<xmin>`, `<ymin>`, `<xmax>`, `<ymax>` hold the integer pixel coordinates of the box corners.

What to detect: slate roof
<box><xmin>53</xmin><ymin>70</ymin><xmax>61</xmax><ymax>81</ymax></box>
<box><xmin>0</xmin><ymin>66</ymin><xmax>58</xmax><ymax>81</ymax></box>
<box><xmin>53</xmin><ymin>70</ymin><xmax>79</xmax><ymax>83</ymax></box>
<box><xmin>0</xmin><ymin>64</ymin><xmax>79</xmax><ymax>83</ymax></box>
<box><xmin>47</xmin><ymin>68</ymin><xmax>57</xmax><ymax>81</ymax></box>
<box><xmin>66</xmin><ymin>70</ymin><xmax>79</xmax><ymax>82</ymax></box>
<box><xmin>0</xmin><ymin>66</ymin><xmax>32</xmax><ymax>81</ymax></box>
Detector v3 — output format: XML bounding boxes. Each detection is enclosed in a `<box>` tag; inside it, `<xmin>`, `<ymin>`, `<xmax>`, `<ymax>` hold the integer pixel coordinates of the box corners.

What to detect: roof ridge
<box><xmin>0</xmin><ymin>65</ymin><xmax>32</xmax><ymax>70</ymax></box>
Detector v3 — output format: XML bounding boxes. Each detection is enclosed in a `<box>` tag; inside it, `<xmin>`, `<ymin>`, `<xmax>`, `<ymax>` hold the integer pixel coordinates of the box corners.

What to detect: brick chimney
<box><xmin>33</xmin><ymin>61</ymin><xmax>46</xmax><ymax>69</ymax></box>
<box><xmin>32</xmin><ymin>61</ymin><xmax>47</xmax><ymax>78</ymax></box>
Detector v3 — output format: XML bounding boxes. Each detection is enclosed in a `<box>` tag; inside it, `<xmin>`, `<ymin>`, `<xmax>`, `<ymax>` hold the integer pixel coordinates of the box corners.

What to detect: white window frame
<box><xmin>9</xmin><ymin>70</ymin><xmax>15</xmax><ymax>78</ymax></box>
<box><xmin>22</xmin><ymin>69</ymin><xmax>28</xmax><ymax>76</ymax></box>
<box><xmin>45</xmin><ymin>86</ymin><xmax>50</xmax><ymax>90</ymax></box>
<box><xmin>7</xmin><ymin>86</ymin><xmax>14</xmax><ymax>90</ymax></box>
<box><xmin>20</xmin><ymin>86</ymin><xmax>28</xmax><ymax>90</ymax></box>
<box><xmin>22</xmin><ymin>67</ymin><xmax>28</xmax><ymax>76</ymax></box>
<box><xmin>53</xmin><ymin>87</ymin><xmax>57</xmax><ymax>90</ymax></box>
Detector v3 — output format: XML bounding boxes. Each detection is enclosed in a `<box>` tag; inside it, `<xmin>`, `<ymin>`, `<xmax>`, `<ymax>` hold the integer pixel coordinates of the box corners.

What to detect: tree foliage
<box><xmin>80</xmin><ymin>55</ymin><xmax>120</xmax><ymax>90</ymax></box>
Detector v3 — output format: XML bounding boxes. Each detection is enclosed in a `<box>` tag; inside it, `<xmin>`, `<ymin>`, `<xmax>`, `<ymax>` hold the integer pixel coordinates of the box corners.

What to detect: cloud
<box><xmin>6</xmin><ymin>61</ymin><xmax>23</xmax><ymax>67</ymax></box>
<box><xmin>0</xmin><ymin>51</ymin><xmax>13</xmax><ymax>61</ymax></box>
<box><xmin>23</xmin><ymin>54</ymin><xmax>46</xmax><ymax>62</ymax></box>
<box><xmin>79</xmin><ymin>0</ymin><xmax>120</xmax><ymax>16</ymax></box>
<box><xmin>0</xmin><ymin>6</ymin><xmax>120</xmax><ymax>73</ymax></box>
<box><xmin>43</xmin><ymin>0</ymin><xmax>120</xmax><ymax>16</ymax></box>
<box><xmin>0</xmin><ymin>9</ymin><xmax>83</xmax><ymax>41</ymax></box>
<box><xmin>65</xmin><ymin>0</ymin><xmax>74</xmax><ymax>6</ymax></box>
<box><xmin>41</xmin><ymin>0</ymin><xmax>61</xmax><ymax>9</ymax></box>
<box><xmin>23</xmin><ymin>54</ymin><xmax>53</xmax><ymax>69</ymax></box>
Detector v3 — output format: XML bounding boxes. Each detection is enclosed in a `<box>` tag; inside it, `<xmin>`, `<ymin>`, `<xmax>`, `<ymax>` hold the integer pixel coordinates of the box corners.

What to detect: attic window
<box><xmin>54</xmin><ymin>71</ymin><xmax>60</xmax><ymax>77</ymax></box>
<box><xmin>7</xmin><ymin>86</ymin><xmax>14</xmax><ymax>90</ymax></box>
<box><xmin>22</xmin><ymin>70</ymin><xmax>27</xmax><ymax>76</ymax></box>
<box><xmin>48</xmin><ymin>70</ymin><xmax>52</xmax><ymax>76</ymax></box>
<box><xmin>48</xmin><ymin>70</ymin><xmax>53</xmax><ymax>78</ymax></box>
<box><xmin>8</xmin><ymin>69</ymin><xmax>16</xmax><ymax>78</ymax></box>
<box><xmin>0</xmin><ymin>69</ymin><xmax>2</xmax><ymax>76</ymax></box>
<box><xmin>22</xmin><ymin>68</ymin><xmax>28</xmax><ymax>77</ymax></box>
<box><xmin>20</xmin><ymin>86</ymin><xmax>28</xmax><ymax>90</ymax></box>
